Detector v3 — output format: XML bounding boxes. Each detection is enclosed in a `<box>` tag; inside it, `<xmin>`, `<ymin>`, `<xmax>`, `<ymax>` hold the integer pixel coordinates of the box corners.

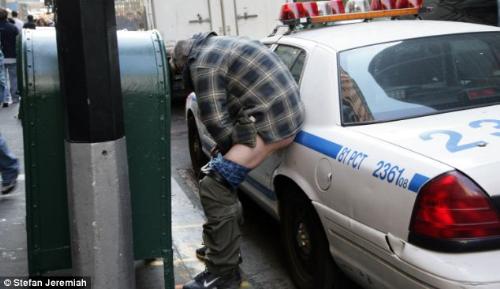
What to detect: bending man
<box><xmin>171</xmin><ymin>32</ymin><xmax>305</xmax><ymax>289</ymax></box>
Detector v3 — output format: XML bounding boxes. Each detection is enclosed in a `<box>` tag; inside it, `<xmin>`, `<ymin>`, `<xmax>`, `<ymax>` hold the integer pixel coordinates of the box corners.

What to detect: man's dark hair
<box><xmin>27</xmin><ymin>15</ymin><xmax>34</xmax><ymax>22</ymax></box>
<box><xmin>0</xmin><ymin>9</ymin><xmax>8</xmax><ymax>21</ymax></box>
<box><xmin>11</xmin><ymin>11</ymin><xmax>18</xmax><ymax>18</ymax></box>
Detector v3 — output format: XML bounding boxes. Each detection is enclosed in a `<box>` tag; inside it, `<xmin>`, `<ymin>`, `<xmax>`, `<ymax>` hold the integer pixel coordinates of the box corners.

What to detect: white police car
<box><xmin>186</xmin><ymin>3</ymin><xmax>500</xmax><ymax>289</ymax></box>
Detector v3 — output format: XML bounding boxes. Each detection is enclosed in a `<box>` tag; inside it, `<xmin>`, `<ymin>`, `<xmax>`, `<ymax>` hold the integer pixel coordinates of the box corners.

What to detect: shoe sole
<box><xmin>2</xmin><ymin>183</ymin><xmax>17</xmax><ymax>195</ymax></box>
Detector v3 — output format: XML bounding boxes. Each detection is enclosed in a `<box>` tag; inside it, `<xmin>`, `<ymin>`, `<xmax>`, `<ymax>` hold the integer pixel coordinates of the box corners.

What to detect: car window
<box><xmin>274</xmin><ymin>45</ymin><xmax>306</xmax><ymax>83</ymax></box>
<box><xmin>289</xmin><ymin>51</ymin><xmax>306</xmax><ymax>84</ymax></box>
<box><xmin>339</xmin><ymin>32</ymin><xmax>500</xmax><ymax>125</ymax></box>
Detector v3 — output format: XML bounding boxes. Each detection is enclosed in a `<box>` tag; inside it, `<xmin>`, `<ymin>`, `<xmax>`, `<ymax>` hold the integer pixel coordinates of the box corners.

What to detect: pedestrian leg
<box><xmin>0</xmin><ymin>134</ymin><xmax>19</xmax><ymax>194</ymax></box>
<box><xmin>3</xmin><ymin>65</ymin><xmax>11</xmax><ymax>106</ymax></box>
<box><xmin>6</xmin><ymin>63</ymin><xmax>18</xmax><ymax>103</ymax></box>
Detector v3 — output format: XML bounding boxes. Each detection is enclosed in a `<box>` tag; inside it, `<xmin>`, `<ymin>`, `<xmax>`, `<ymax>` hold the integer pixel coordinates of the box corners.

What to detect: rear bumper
<box><xmin>314</xmin><ymin>202</ymin><xmax>500</xmax><ymax>289</ymax></box>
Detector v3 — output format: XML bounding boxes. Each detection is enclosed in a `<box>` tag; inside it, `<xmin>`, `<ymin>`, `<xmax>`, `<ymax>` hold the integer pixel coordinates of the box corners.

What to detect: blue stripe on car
<box><xmin>245</xmin><ymin>176</ymin><xmax>277</xmax><ymax>201</ymax></box>
<box><xmin>409</xmin><ymin>174</ymin><xmax>430</xmax><ymax>193</ymax></box>
<box><xmin>294</xmin><ymin>131</ymin><xmax>343</xmax><ymax>159</ymax></box>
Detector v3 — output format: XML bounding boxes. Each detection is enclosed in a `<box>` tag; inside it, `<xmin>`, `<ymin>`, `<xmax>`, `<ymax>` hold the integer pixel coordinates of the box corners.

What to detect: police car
<box><xmin>186</xmin><ymin>1</ymin><xmax>500</xmax><ymax>288</ymax></box>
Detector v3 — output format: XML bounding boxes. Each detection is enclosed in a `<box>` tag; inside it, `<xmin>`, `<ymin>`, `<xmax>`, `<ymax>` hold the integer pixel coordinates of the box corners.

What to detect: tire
<box><xmin>187</xmin><ymin>114</ymin><xmax>209</xmax><ymax>177</ymax></box>
<box><xmin>280</xmin><ymin>191</ymin><xmax>344</xmax><ymax>289</ymax></box>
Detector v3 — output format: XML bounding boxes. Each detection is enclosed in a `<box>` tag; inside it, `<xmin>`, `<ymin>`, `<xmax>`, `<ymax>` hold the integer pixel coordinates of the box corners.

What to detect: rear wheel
<box><xmin>280</xmin><ymin>190</ymin><xmax>344</xmax><ymax>289</ymax></box>
<box><xmin>187</xmin><ymin>114</ymin><xmax>209</xmax><ymax>177</ymax></box>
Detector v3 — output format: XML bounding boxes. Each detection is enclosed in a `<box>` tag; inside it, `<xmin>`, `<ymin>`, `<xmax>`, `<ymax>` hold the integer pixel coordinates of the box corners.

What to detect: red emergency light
<box><xmin>279</xmin><ymin>0</ymin><xmax>424</xmax><ymax>25</ymax></box>
<box><xmin>302</xmin><ymin>1</ymin><xmax>320</xmax><ymax>17</ymax></box>
<box><xmin>330</xmin><ymin>0</ymin><xmax>346</xmax><ymax>14</ymax></box>
<box><xmin>409</xmin><ymin>0</ymin><xmax>423</xmax><ymax>8</ymax></box>
<box><xmin>280</xmin><ymin>1</ymin><xmax>319</xmax><ymax>21</ymax></box>
<box><xmin>371</xmin><ymin>0</ymin><xmax>396</xmax><ymax>10</ymax></box>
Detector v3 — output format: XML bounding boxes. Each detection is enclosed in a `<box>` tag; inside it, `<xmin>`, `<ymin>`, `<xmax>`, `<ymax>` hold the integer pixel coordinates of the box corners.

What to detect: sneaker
<box><xmin>2</xmin><ymin>102</ymin><xmax>8</xmax><ymax>108</ymax></box>
<box><xmin>183</xmin><ymin>269</ymin><xmax>241</xmax><ymax>289</ymax></box>
<box><xmin>2</xmin><ymin>180</ymin><xmax>17</xmax><ymax>195</ymax></box>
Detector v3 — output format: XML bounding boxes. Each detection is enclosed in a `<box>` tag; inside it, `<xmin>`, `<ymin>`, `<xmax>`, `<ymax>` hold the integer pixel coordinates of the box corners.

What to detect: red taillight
<box><xmin>467</xmin><ymin>88</ymin><xmax>497</xmax><ymax>100</ymax></box>
<box><xmin>410</xmin><ymin>171</ymin><xmax>500</xmax><ymax>241</ymax></box>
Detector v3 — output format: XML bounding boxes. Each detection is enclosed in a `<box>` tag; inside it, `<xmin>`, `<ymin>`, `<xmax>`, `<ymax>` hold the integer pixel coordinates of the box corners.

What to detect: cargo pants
<box><xmin>199</xmin><ymin>174</ymin><xmax>243</xmax><ymax>275</ymax></box>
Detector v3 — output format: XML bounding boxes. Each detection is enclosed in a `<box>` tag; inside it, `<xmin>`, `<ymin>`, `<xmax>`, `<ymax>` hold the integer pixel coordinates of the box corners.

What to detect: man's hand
<box><xmin>232</xmin><ymin>115</ymin><xmax>257</xmax><ymax>148</ymax></box>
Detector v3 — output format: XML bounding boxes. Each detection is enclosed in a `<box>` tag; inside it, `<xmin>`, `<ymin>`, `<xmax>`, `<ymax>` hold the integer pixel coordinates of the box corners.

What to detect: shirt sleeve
<box><xmin>194</xmin><ymin>67</ymin><xmax>234</xmax><ymax>153</ymax></box>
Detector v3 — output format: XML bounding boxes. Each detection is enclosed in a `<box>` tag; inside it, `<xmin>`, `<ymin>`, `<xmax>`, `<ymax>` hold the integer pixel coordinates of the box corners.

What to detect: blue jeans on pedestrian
<box><xmin>0</xmin><ymin>83</ymin><xmax>4</xmax><ymax>104</ymax></box>
<box><xmin>0</xmin><ymin>56</ymin><xmax>6</xmax><ymax>104</ymax></box>
<box><xmin>4</xmin><ymin>63</ymin><xmax>18</xmax><ymax>103</ymax></box>
<box><xmin>0</xmin><ymin>134</ymin><xmax>19</xmax><ymax>185</ymax></box>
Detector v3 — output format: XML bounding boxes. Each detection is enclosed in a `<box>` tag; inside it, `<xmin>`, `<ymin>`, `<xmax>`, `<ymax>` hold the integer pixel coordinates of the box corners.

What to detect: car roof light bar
<box><xmin>310</xmin><ymin>7</ymin><xmax>420</xmax><ymax>24</ymax></box>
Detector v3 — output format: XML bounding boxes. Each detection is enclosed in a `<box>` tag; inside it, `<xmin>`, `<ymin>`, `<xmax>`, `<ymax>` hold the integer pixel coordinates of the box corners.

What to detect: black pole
<box><xmin>55</xmin><ymin>0</ymin><xmax>124</xmax><ymax>143</ymax></box>
<box><xmin>55</xmin><ymin>1</ymin><xmax>135</xmax><ymax>288</ymax></box>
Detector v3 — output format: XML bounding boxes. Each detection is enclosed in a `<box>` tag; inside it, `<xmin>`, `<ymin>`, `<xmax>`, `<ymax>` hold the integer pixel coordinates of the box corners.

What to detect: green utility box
<box><xmin>19</xmin><ymin>28</ymin><xmax>173</xmax><ymax>287</ymax></box>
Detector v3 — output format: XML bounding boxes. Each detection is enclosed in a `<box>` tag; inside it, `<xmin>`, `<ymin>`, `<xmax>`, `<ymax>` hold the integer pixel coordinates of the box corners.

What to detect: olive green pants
<box><xmin>199</xmin><ymin>174</ymin><xmax>243</xmax><ymax>275</ymax></box>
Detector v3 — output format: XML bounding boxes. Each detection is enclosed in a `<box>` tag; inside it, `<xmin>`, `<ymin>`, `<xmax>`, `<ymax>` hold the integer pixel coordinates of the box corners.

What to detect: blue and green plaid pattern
<box><xmin>188</xmin><ymin>34</ymin><xmax>305</xmax><ymax>153</ymax></box>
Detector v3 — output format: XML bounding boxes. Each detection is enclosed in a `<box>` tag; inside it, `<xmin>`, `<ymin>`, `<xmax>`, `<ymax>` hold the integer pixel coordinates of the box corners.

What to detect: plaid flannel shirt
<box><xmin>188</xmin><ymin>33</ymin><xmax>305</xmax><ymax>153</ymax></box>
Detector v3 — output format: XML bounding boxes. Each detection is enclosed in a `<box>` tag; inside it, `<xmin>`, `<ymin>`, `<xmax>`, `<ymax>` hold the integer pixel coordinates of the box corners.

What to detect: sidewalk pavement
<box><xmin>0</xmin><ymin>102</ymin><xmax>200</xmax><ymax>288</ymax></box>
<box><xmin>0</xmin><ymin>103</ymin><xmax>27</xmax><ymax>277</ymax></box>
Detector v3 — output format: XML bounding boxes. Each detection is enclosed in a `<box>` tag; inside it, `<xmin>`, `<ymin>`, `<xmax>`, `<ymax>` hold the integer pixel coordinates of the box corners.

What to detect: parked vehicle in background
<box><xmin>149</xmin><ymin>0</ymin><xmax>288</xmax><ymax>48</ymax></box>
<box><xmin>148</xmin><ymin>0</ymin><xmax>288</xmax><ymax>99</ymax></box>
<box><xmin>423</xmin><ymin>0</ymin><xmax>498</xmax><ymax>26</ymax></box>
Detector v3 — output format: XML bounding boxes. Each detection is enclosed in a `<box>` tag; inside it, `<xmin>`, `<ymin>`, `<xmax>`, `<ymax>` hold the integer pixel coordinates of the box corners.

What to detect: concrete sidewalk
<box><xmin>0</xmin><ymin>103</ymin><xmax>199</xmax><ymax>288</ymax></box>
<box><xmin>0</xmin><ymin>103</ymin><xmax>27</xmax><ymax>277</ymax></box>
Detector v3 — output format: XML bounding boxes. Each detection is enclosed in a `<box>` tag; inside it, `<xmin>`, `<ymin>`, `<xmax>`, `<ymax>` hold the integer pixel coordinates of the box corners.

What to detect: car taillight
<box><xmin>410</xmin><ymin>171</ymin><xmax>500</xmax><ymax>250</ymax></box>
